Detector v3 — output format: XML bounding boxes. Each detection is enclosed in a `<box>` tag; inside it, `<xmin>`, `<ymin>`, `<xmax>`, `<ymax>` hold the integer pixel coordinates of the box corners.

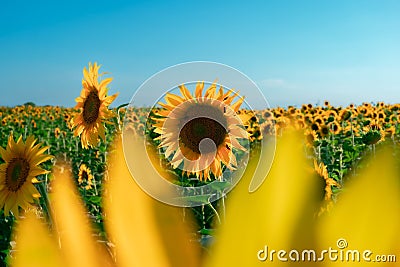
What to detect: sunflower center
<box><xmin>82</xmin><ymin>171</ymin><xmax>88</xmax><ymax>181</ymax></box>
<box><xmin>83</xmin><ymin>90</ymin><xmax>101</xmax><ymax>124</ymax></box>
<box><xmin>5</xmin><ymin>158</ymin><xmax>31</xmax><ymax>192</ymax></box>
<box><xmin>180</xmin><ymin>117</ymin><xmax>227</xmax><ymax>154</ymax></box>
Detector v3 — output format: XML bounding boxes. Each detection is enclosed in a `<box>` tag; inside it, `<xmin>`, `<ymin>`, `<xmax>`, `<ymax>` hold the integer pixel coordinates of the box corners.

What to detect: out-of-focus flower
<box><xmin>314</xmin><ymin>159</ymin><xmax>340</xmax><ymax>201</ymax></box>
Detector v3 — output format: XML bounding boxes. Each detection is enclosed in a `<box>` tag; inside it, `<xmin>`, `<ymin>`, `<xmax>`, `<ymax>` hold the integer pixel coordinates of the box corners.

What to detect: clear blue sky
<box><xmin>1</xmin><ymin>0</ymin><xmax>399</xmax><ymax>108</ymax></box>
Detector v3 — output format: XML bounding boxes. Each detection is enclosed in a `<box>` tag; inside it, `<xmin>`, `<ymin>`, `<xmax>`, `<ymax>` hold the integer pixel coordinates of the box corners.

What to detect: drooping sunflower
<box><xmin>78</xmin><ymin>164</ymin><xmax>94</xmax><ymax>190</ymax></box>
<box><xmin>314</xmin><ymin>159</ymin><xmax>340</xmax><ymax>201</ymax></box>
<box><xmin>0</xmin><ymin>135</ymin><xmax>53</xmax><ymax>216</ymax></box>
<box><xmin>304</xmin><ymin>129</ymin><xmax>318</xmax><ymax>148</ymax></box>
<box><xmin>72</xmin><ymin>62</ymin><xmax>119</xmax><ymax>149</ymax></box>
<box><xmin>152</xmin><ymin>82</ymin><xmax>249</xmax><ymax>181</ymax></box>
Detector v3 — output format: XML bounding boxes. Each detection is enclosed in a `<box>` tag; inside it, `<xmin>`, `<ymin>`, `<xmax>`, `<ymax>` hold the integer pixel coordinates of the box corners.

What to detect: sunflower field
<box><xmin>1</xmin><ymin>63</ymin><xmax>400</xmax><ymax>266</ymax></box>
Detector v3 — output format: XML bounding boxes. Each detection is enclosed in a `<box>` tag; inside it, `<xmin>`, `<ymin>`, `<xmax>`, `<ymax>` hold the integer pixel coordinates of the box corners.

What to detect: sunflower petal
<box><xmin>10</xmin><ymin>210</ymin><xmax>64</xmax><ymax>267</ymax></box>
<box><xmin>179</xmin><ymin>84</ymin><xmax>193</xmax><ymax>100</ymax></box>
<box><xmin>194</xmin><ymin>82</ymin><xmax>204</xmax><ymax>98</ymax></box>
<box><xmin>165</xmin><ymin>93</ymin><xmax>184</xmax><ymax>107</ymax></box>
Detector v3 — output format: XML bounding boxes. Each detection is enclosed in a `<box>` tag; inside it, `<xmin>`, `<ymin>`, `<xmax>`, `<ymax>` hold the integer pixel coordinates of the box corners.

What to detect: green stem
<box><xmin>208</xmin><ymin>202</ymin><xmax>221</xmax><ymax>225</ymax></box>
<box><xmin>115</xmin><ymin>103</ymin><xmax>129</xmax><ymax>131</ymax></box>
<box><xmin>37</xmin><ymin>177</ymin><xmax>53</xmax><ymax>229</ymax></box>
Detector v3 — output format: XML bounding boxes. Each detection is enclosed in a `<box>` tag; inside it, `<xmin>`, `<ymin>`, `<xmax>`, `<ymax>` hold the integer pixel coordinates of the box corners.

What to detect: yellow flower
<box><xmin>362</xmin><ymin>123</ymin><xmax>385</xmax><ymax>145</ymax></box>
<box><xmin>385</xmin><ymin>125</ymin><xmax>396</xmax><ymax>137</ymax></box>
<box><xmin>339</xmin><ymin>109</ymin><xmax>352</xmax><ymax>121</ymax></box>
<box><xmin>54</xmin><ymin>127</ymin><xmax>61</xmax><ymax>139</ymax></box>
<box><xmin>304</xmin><ymin>129</ymin><xmax>318</xmax><ymax>148</ymax></box>
<box><xmin>0</xmin><ymin>135</ymin><xmax>53</xmax><ymax>216</ymax></box>
<box><xmin>318</xmin><ymin>124</ymin><xmax>330</xmax><ymax>138</ymax></box>
<box><xmin>329</xmin><ymin>120</ymin><xmax>342</xmax><ymax>135</ymax></box>
<box><xmin>314</xmin><ymin>159</ymin><xmax>340</xmax><ymax>201</ymax></box>
<box><xmin>77</xmin><ymin>164</ymin><xmax>94</xmax><ymax>190</ymax></box>
<box><xmin>72</xmin><ymin>62</ymin><xmax>118</xmax><ymax>149</ymax></box>
<box><xmin>152</xmin><ymin>82</ymin><xmax>248</xmax><ymax>181</ymax></box>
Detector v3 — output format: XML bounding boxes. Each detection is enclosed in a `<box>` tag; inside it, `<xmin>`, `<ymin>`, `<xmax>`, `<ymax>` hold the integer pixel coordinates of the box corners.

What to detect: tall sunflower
<box><xmin>152</xmin><ymin>82</ymin><xmax>249</xmax><ymax>181</ymax></box>
<box><xmin>0</xmin><ymin>135</ymin><xmax>53</xmax><ymax>216</ymax></box>
<box><xmin>73</xmin><ymin>62</ymin><xmax>118</xmax><ymax>149</ymax></box>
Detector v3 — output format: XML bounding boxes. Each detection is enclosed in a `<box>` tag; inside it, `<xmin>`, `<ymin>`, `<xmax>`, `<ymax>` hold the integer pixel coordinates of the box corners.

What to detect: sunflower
<box><xmin>64</xmin><ymin>112</ymin><xmax>71</xmax><ymax>122</ymax></box>
<box><xmin>30</xmin><ymin>119</ymin><xmax>37</xmax><ymax>129</ymax></box>
<box><xmin>54</xmin><ymin>127</ymin><xmax>61</xmax><ymax>139</ymax></box>
<box><xmin>304</xmin><ymin>129</ymin><xmax>318</xmax><ymax>148</ymax></box>
<box><xmin>362</xmin><ymin>126</ymin><xmax>385</xmax><ymax>145</ymax></box>
<box><xmin>318</xmin><ymin>124</ymin><xmax>330</xmax><ymax>138</ymax></box>
<box><xmin>329</xmin><ymin>121</ymin><xmax>342</xmax><ymax>135</ymax></box>
<box><xmin>385</xmin><ymin>126</ymin><xmax>396</xmax><ymax>137</ymax></box>
<box><xmin>0</xmin><ymin>135</ymin><xmax>53</xmax><ymax>216</ymax></box>
<box><xmin>260</xmin><ymin>121</ymin><xmax>275</xmax><ymax>136</ymax></box>
<box><xmin>72</xmin><ymin>62</ymin><xmax>119</xmax><ymax>149</ymax></box>
<box><xmin>339</xmin><ymin>109</ymin><xmax>352</xmax><ymax>121</ymax></box>
<box><xmin>314</xmin><ymin>160</ymin><xmax>340</xmax><ymax>201</ymax></box>
<box><xmin>152</xmin><ymin>82</ymin><xmax>248</xmax><ymax>181</ymax></box>
<box><xmin>78</xmin><ymin>164</ymin><xmax>94</xmax><ymax>190</ymax></box>
<box><xmin>262</xmin><ymin>110</ymin><xmax>273</xmax><ymax>120</ymax></box>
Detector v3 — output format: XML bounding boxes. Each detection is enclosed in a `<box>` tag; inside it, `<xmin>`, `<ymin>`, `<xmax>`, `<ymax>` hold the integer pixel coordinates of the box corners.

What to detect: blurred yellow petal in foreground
<box><xmin>103</xmin><ymin>135</ymin><xmax>201</xmax><ymax>267</ymax></box>
<box><xmin>50</xmin><ymin>164</ymin><xmax>113</xmax><ymax>267</ymax></box>
<box><xmin>205</xmin><ymin>131</ymin><xmax>323</xmax><ymax>267</ymax></box>
<box><xmin>11</xmin><ymin>211</ymin><xmax>63</xmax><ymax>267</ymax></box>
<box><xmin>316</xmin><ymin>148</ymin><xmax>400</xmax><ymax>266</ymax></box>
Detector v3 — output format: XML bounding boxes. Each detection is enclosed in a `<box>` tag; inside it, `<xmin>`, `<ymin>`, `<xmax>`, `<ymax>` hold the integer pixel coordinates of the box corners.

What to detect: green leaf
<box><xmin>176</xmin><ymin>195</ymin><xmax>211</xmax><ymax>204</ymax></box>
<box><xmin>198</xmin><ymin>228</ymin><xmax>215</xmax><ymax>235</ymax></box>
<box><xmin>88</xmin><ymin>196</ymin><xmax>102</xmax><ymax>204</ymax></box>
<box><xmin>208</xmin><ymin>181</ymin><xmax>231</xmax><ymax>192</ymax></box>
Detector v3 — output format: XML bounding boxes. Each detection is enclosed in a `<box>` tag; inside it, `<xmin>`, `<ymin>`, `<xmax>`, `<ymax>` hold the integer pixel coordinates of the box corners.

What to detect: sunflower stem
<box><xmin>201</xmin><ymin>204</ymin><xmax>205</xmax><ymax>229</ymax></box>
<box><xmin>37</xmin><ymin>177</ymin><xmax>53</xmax><ymax>229</ymax></box>
<box><xmin>208</xmin><ymin>202</ymin><xmax>221</xmax><ymax>225</ymax></box>
<box><xmin>93</xmin><ymin>176</ymin><xmax>99</xmax><ymax>196</ymax></box>
<box><xmin>116</xmin><ymin>103</ymin><xmax>129</xmax><ymax>131</ymax></box>
<box><xmin>221</xmin><ymin>194</ymin><xmax>226</xmax><ymax>222</ymax></box>
<box><xmin>116</xmin><ymin>103</ymin><xmax>129</xmax><ymax>111</ymax></box>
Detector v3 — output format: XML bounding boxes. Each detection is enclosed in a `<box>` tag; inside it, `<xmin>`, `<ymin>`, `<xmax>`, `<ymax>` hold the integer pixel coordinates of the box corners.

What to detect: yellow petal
<box><xmin>205</xmin><ymin>131</ymin><xmax>322</xmax><ymax>267</ymax></box>
<box><xmin>11</xmin><ymin>210</ymin><xmax>65</xmax><ymax>267</ymax></box>
<box><xmin>0</xmin><ymin>146</ymin><xmax>10</xmax><ymax>162</ymax></box>
<box><xmin>104</xmin><ymin>135</ymin><xmax>201</xmax><ymax>267</ymax></box>
<box><xmin>204</xmin><ymin>82</ymin><xmax>217</xmax><ymax>99</ymax></box>
<box><xmin>165</xmin><ymin>93</ymin><xmax>184</xmax><ymax>107</ymax></box>
<box><xmin>102</xmin><ymin>92</ymin><xmax>119</xmax><ymax>106</ymax></box>
<box><xmin>179</xmin><ymin>84</ymin><xmax>193</xmax><ymax>100</ymax></box>
<box><xmin>99</xmin><ymin>77</ymin><xmax>113</xmax><ymax>94</ymax></box>
<box><xmin>51</xmin><ymin>163</ymin><xmax>112</xmax><ymax>267</ymax></box>
<box><xmin>231</xmin><ymin>96</ymin><xmax>245</xmax><ymax>112</ymax></box>
<box><xmin>194</xmin><ymin>82</ymin><xmax>204</xmax><ymax>98</ymax></box>
<box><xmin>316</xmin><ymin>147</ymin><xmax>400</xmax><ymax>265</ymax></box>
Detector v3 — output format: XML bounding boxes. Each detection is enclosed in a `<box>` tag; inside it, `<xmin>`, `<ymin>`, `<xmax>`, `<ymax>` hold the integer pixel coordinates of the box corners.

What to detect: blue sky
<box><xmin>1</xmin><ymin>0</ymin><xmax>399</xmax><ymax>108</ymax></box>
